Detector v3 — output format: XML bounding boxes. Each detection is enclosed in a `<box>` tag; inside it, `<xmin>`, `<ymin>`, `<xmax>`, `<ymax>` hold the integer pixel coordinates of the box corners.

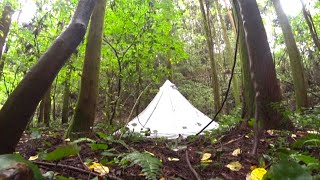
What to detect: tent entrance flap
<box><xmin>127</xmin><ymin>80</ymin><xmax>219</xmax><ymax>138</ymax></box>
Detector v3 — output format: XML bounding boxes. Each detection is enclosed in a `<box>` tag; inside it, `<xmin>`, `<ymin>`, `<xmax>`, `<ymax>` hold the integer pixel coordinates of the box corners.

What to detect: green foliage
<box><xmin>90</xmin><ymin>143</ymin><xmax>108</xmax><ymax>150</ymax></box>
<box><xmin>264</xmin><ymin>158</ymin><xmax>312</xmax><ymax>180</ymax></box>
<box><xmin>41</xmin><ymin>144</ymin><xmax>80</xmax><ymax>161</ymax></box>
<box><xmin>291</xmin><ymin>134</ymin><xmax>320</xmax><ymax>149</ymax></box>
<box><xmin>290</xmin><ymin>107</ymin><xmax>320</xmax><ymax>130</ymax></box>
<box><xmin>120</xmin><ymin>151</ymin><xmax>162</xmax><ymax>180</ymax></box>
<box><xmin>0</xmin><ymin>154</ymin><xmax>43</xmax><ymax>180</ymax></box>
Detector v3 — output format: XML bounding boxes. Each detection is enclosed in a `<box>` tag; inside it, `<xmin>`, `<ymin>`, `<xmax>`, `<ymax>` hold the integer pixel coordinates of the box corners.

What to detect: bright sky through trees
<box><xmin>12</xmin><ymin>0</ymin><xmax>304</xmax><ymax>24</ymax></box>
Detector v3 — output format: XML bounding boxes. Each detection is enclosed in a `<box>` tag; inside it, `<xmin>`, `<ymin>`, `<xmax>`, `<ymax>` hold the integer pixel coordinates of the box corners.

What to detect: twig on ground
<box><xmin>185</xmin><ymin>150</ymin><xmax>201</xmax><ymax>180</ymax></box>
<box><xmin>222</xmin><ymin>135</ymin><xmax>244</xmax><ymax>147</ymax></box>
<box><xmin>33</xmin><ymin>161</ymin><xmax>123</xmax><ymax>180</ymax></box>
<box><xmin>78</xmin><ymin>153</ymin><xmax>90</xmax><ymax>171</ymax></box>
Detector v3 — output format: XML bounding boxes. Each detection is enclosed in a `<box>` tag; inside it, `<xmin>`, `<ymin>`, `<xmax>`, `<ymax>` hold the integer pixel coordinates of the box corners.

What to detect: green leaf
<box><xmin>264</xmin><ymin>159</ymin><xmax>312</xmax><ymax>180</ymax></box>
<box><xmin>0</xmin><ymin>154</ymin><xmax>43</xmax><ymax>180</ymax></box>
<box><xmin>120</xmin><ymin>151</ymin><xmax>162</xmax><ymax>180</ymax></box>
<box><xmin>41</xmin><ymin>144</ymin><xmax>80</xmax><ymax>161</ymax></box>
<box><xmin>291</xmin><ymin>134</ymin><xmax>320</xmax><ymax>148</ymax></box>
<box><xmin>96</xmin><ymin>132</ymin><xmax>108</xmax><ymax>140</ymax></box>
<box><xmin>90</xmin><ymin>143</ymin><xmax>108</xmax><ymax>150</ymax></box>
<box><xmin>56</xmin><ymin>176</ymin><xmax>76</xmax><ymax>180</ymax></box>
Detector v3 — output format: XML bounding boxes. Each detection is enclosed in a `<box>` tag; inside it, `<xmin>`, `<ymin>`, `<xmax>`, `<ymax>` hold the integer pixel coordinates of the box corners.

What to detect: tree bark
<box><xmin>199</xmin><ymin>0</ymin><xmax>221</xmax><ymax>112</ymax></box>
<box><xmin>43</xmin><ymin>88</ymin><xmax>51</xmax><ymax>127</ymax></box>
<box><xmin>67</xmin><ymin>0</ymin><xmax>106</xmax><ymax>138</ymax></box>
<box><xmin>0</xmin><ymin>5</ymin><xmax>14</xmax><ymax>77</ymax></box>
<box><xmin>232</xmin><ymin>0</ymin><xmax>254</xmax><ymax>126</ymax></box>
<box><xmin>272</xmin><ymin>0</ymin><xmax>308</xmax><ymax>111</ymax></box>
<box><xmin>237</xmin><ymin>0</ymin><xmax>293</xmax><ymax>130</ymax></box>
<box><xmin>0</xmin><ymin>0</ymin><xmax>96</xmax><ymax>154</ymax></box>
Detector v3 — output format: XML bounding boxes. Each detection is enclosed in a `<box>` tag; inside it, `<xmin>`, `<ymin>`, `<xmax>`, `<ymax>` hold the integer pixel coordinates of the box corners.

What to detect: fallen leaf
<box><xmin>159</xmin><ymin>177</ymin><xmax>165</xmax><ymax>180</ymax></box>
<box><xmin>201</xmin><ymin>153</ymin><xmax>211</xmax><ymax>161</ymax></box>
<box><xmin>201</xmin><ymin>159</ymin><xmax>213</xmax><ymax>163</ymax></box>
<box><xmin>28</xmin><ymin>155</ymin><xmax>38</xmax><ymax>161</ymax></box>
<box><xmin>168</xmin><ymin>157</ymin><xmax>179</xmax><ymax>161</ymax></box>
<box><xmin>145</xmin><ymin>151</ymin><xmax>154</xmax><ymax>156</ymax></box>
<box><xmin>232</xmin><ymin>148</ymin><xmax>241</xmax><ymax>156</ymax></box>
<box><xmin>250</xmin><ymin>168</ymin><xmax>267</xmax><ymax>180</ymax></box>
<box><xmin>226</xmin><ymin>161</ymin><xmax>242</xmax><ymax>171</ymax></box>
<box><xmin>88</xmin><ymin>162</ymin><xmax>109</xmax><ymax>175</ymax></box>
<box><xmin>267</xmin><ymin>130</ymin><xmax>273</xmax><ymax>135</ymax></box>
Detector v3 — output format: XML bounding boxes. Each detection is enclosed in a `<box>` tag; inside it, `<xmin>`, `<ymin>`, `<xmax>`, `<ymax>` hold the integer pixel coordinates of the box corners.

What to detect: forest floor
<box><xmin>16</xmin><ymin>126</ymin><xmax>319</xmax><ymax>180</ymax></box>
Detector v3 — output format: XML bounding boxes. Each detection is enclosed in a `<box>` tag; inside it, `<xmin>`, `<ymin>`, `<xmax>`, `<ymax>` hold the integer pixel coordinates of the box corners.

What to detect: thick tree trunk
<box><xmin>300</xmin><ymin>0</ymin><xmax>320</xmax><ymax>51</ymax></box>
<box><xmin>232</xmin><ymin>0</ymin><xmax>254</xmax><ymax>126</ymax></box>
<box><xmin>216</xmin><ymin>1</ymin><xmax>241</xmax><ymax>108</ymax></box>
<box><xmin>0</xmin><ymin>5</ymin><xmax>14</xmax><ymax>77</ymax></box>
<box><xmin>272</xmin><ymin>0</ymin><xmax>308</xmax><ymax>111</ymax></box>
<box><xmin>237</xmin><ymin>0</ymin><xmax>293</xmax><ymax>130</ymax></box>
<box><xmin>199</xmin><ymin>0</ymin><xmax>221</xmax><ymax>112</ymax></box>
<box><xmin>0</xmin><ymin>0</ymin><xmax>96</xmax><ymax>154</ymax></box>
<box><xmin>67</xmin><ymin>0</ymin><xmax>106</xmax><ymax>138</ymax></box>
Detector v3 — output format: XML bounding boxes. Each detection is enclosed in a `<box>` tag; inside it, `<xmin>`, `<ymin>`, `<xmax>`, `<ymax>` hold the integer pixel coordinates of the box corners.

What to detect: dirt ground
<box><xmin>15</xmin><ymin>127</ymin><xmax>318</xmax><ymax>180</ymax></box>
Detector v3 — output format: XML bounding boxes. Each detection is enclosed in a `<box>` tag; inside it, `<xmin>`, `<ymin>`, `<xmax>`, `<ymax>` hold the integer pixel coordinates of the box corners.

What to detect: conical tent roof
<box><xmin>127</xmin><ymin>80</ymin><xmax>219</xmax><ymax>138</ymax></box>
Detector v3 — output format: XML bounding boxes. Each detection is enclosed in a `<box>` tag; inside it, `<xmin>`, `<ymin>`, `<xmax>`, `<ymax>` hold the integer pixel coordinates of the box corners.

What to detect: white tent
<box><xmin>127</xmin><ymin>80</ymin><xmax>219</xmax><ymax>139</ymax></box>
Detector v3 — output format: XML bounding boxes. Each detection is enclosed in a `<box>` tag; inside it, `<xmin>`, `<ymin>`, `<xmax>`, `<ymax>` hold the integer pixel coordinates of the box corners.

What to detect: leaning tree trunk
<box><xmin>299</xmin><ymin>0</ymin><xmax>320</xmax><ymax>51</ymax></box>
<box><xmin>0</xmin><ymin>5</ymin><xmax>14</xmax><ymax>77</ymax></box>
<box><xmin>0</xmin><ymin>0</ymin><xmax>96</xmax><ymax>154</ymax></box>
<box><xmin>237</xmin><ymin>0</ymin><xmax>294</xmax><ymax>155</ymax></box>
<box><xmin>272</xmin><ymin>0</ymin><xmax>308</xmax><ymax>111</ymax></box>
<box><xmin>67</xmin><ymin>0</ymin><xmax>107</xmax><ymax>139</ymax></box>
<box><xmin>199</xmin><ymin>0</ymin><xmax>221</xmax><ymax>112</ymax></box>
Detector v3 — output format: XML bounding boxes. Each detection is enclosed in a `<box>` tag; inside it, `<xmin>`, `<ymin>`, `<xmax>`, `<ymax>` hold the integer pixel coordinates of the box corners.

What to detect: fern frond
<box><xmin>120</xmin><ymin>151</ymin><xmax>162</xmax><ymax>180</ymax></box>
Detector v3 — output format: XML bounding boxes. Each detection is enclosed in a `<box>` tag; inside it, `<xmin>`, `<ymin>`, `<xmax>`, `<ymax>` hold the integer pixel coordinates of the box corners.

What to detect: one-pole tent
<box><xmin>127</xmin><ymin>80</ymin><xmax>219</xmax><ymax>139</ymax></box>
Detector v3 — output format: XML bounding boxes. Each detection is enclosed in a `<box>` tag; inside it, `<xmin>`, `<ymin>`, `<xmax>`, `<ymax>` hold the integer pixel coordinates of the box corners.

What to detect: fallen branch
<box><xmin>33</xmin><ymin>161</ymin><xmax>123</xmax><ymax>180</ymax></box>
<box><xmin>185</xmin><ymin>150</ymin><xmax>201</xmax><ymax>180</ymax></box>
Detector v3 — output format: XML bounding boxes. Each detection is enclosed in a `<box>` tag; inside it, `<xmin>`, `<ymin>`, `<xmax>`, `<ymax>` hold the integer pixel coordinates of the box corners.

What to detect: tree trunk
<box><xmin>43</xmin><ymin>88</ymin><xmax>51</xmax><ymax>127</ymax></box>
<box><xmin>237</xmin><ymin>0</ymin><xmax>293</xmax><ymax>130</ymax></box>
<box><xmin>0</xmin><ymin>0</ymin><xmax>96</xmax><ymax>154</ymax></box>
<box><xmin>299</xmin><ymin>0</ymin><xmax>320</xmax><ymax>51</ymax></box>
<box><xmin>52</xmin><ymin>77</ymin><xmax>59</xmax><ymax>122</ymax></box>
<box><xmin>199</xmin><ymin>0</ymin><xmax>221</xmax><ymax>112</ymax></box>
<box><xmin>272</xmin><ymin>0</ymin><xmax>308</xmax><ymax>111</ymax></box>
<box><xmin>232</xmin><ymin>0</ymin><xmax>255</xmax><ymax>126</ymax></box>
<box><xmin>216</xmin><ymin>1</ymin><xmax>241</xmax><ymax>108</ymax></box>
<box><xmin>67</xmin><ymin>0</ymin><xmax>106</xmax><ymax>138</ymax></box>
<box><xmin>61</xmin><ymin>62</ymin><xmax>73</xmax><ymax>124</ymax></box>
<box><xmin>0</xmin><ymin>5</ymin><xmax>14</xmax><ymax>77</ymax></box>
<box><xmin>37</xmin><ymin>101</ymin><xmax>44</xmax><ymax>124</ymax></box>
